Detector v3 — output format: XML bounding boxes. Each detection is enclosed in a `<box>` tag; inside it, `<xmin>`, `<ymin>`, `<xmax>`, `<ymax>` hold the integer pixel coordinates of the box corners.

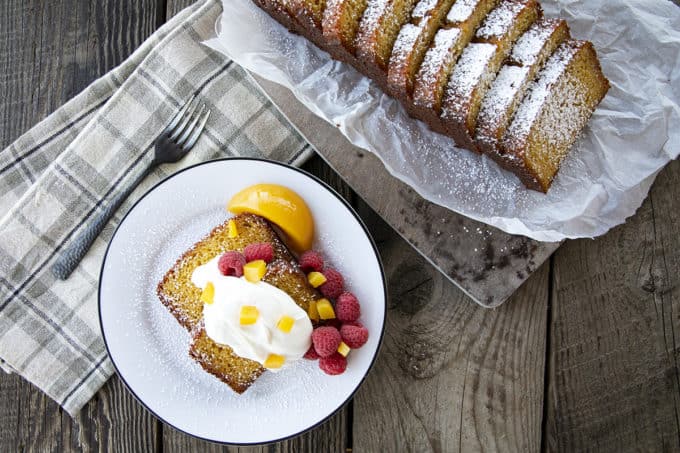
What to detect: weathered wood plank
<box><xmin>351</xmin><ymin>198</ymin><xmax>549</xmax><ymax>452</ymax></box>
<box><xmin>0</xmin><ymin>0</ymin><xmax>163</xmax><ymax>451</ymax></box>
<box><xmin>0</xmin><ymin>0</ymin><xmax>160</xmax><ymax>150</ymax></box>
<box><xmin>545</xmin><ymin>158</ymin><xmax>680</xmax><ymax>452</ymax></box>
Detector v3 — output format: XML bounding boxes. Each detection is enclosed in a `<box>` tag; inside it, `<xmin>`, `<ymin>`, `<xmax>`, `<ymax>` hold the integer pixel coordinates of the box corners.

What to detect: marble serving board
<box><xmin>251</xmin><ymin>75</ymin><xmax>560</xmax><ymax>308</ymax></box>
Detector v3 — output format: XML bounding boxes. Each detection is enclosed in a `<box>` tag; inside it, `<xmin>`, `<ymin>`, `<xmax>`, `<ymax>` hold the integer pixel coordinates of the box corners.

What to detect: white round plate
<box><xmin>99</xmin><ymin>158</ymin><xmax>386</xmax><ymax>444</ymax></box>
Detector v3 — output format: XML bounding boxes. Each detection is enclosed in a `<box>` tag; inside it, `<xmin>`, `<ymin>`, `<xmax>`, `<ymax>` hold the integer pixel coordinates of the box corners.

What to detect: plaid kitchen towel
<box><xmin>0</xmin><ymin>0</ymin><xmax>312</xmax><ymax>416</ymax></box>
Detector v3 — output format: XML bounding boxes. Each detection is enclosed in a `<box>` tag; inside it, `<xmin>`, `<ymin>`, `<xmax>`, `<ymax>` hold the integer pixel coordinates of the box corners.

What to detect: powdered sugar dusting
<box><xmin>476</xmin><ymin>0</ymin><xmax>525</xmax><ymax>40</ymax></box>
<box><xmin>442</xmin><ymin>42</ymin><xmax>496</xmax><ymax>119</ymax></box>
<box><xmin>446</xmin><ymin>0</ymin><xmax>478</xmax><ymax>23</ymax></box>
<box><xmin>415</xmin><ymin>27</ymin><xmax>462</xmax><ymax>100</ymax></box>
<box><xmin>356</xmin><ymin>0</ymin><xmax>389</xmax><ymax>46</ymax></box>
<box><xmin>412</xmin><ymin>0</ymin><xmax>439</xmax><ymax>19</ymax></box>
<box><xmin>478</xmin><ymin>65</ymin><xmax>531</xmax><ymax>132</ymax></box>
<box><xmin>477</xmin><ymin>18</ymin><xmax>568</xmax><ymax>150</ymax></box>
<box><xmin>391</xmin><ymin>23</ymin><xmax>423</xmax><ymax>61</ymax></box>
<box><xmin>511</xmin><ymin>18</ymin><xmax>562</xmax><ymax>65</ymax></box>
<box><xmin>505</xmin><ymin>42</ymin><xmax>580</xmax><ymax>145</ymax></box>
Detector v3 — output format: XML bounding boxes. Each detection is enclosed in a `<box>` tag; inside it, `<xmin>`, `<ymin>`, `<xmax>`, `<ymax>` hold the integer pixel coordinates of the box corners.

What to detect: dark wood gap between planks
<box><xmin>540</xmin><ymin>255</ymin><xmax>555</xmax><ymax>453</ymax></box>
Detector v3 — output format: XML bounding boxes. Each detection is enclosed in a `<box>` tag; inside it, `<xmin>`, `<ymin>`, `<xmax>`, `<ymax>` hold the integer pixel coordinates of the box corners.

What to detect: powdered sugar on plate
<box><xmin>99</xmin><ymin>159</ymin><xmax>385</xmax><ymax>444</ymax></box>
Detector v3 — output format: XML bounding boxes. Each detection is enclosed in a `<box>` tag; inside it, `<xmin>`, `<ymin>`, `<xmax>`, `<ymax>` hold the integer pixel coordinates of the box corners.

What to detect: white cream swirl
<box><xmin>191</xmin><ymin>256</ymin><xmax>312</xmax><ymax>371</ymax></box>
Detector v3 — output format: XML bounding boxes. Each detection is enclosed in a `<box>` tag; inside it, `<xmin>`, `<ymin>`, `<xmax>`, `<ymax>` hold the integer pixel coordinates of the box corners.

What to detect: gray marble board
<box><xmin>251</xmin><ymin>74</ymin><xmax>560</xmax><ymax>308</ymax></box>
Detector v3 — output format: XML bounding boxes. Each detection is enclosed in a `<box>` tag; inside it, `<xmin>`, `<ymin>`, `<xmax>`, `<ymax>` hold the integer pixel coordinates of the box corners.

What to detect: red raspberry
<box><xmin>335</xmin><ymin>292</ymin><xmax>361</xmax><ymax>322</ymax></box>
<box><xmin>218</xmin><ymin>251</ymin><xmax>245</xmax><ymax>277</ymax></box>
<box><xmin>311</xmin><ymin>326</ymin><xmax>341</xmax><ymax>358</ymax></box>
<box><xmin>303</xmin><ymin>344</ymin><xmax>319</xmax><ymax>360</ymax></box>
<box><xmin>340</xmin><ymin>323</ymin><xmax>368</xmax><ymax>349</ymax></box>
<box><xmin>299</xmin><ymin>250</ymin><xmax>324</xmax><ymax>273</ymax></box>
<box><xmin>319</xmin><ymin>268</ymin><xmax>344</xmax><ymax>299</ymax></box>
<box><xmin>243</xmin><ymin>242</ymin><xmax>274</xmax><ymax>263</ymax></box>
<box><xmin>319</xmin><ymin>353</ymin><xmax>347</xmax><ymax>375</ymax></box>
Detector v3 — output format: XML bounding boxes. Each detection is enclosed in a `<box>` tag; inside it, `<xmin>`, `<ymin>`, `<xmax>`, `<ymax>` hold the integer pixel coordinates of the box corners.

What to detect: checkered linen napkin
<box><xmin>0</xmin><ymin>0</ymin><xmax>312</xmax><ymax>416</ymax></box>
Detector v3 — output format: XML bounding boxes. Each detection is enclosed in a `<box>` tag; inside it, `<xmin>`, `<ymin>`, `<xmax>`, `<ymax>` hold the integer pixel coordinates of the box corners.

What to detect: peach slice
<box><xmin>307</xmin><ymin>271</ymin><xmax>326</xmax><ymax>288</ymax></box>
<box><xmin>277</xmin><ymin>315</ymin><xmax>295</xmax><ymax>333</ymax></box>
<box><xmin>239</xmin><ymin>305</ymin><xmax>259</xmax><ymax>325</ymax></box>
<box><xmin>243</xmin><ymin>260</ymin><xmax>267</xmax><ymax>283</ymax></box>
<box><xmin>316</xmin><ymin>298</ymin><xmax>335</xmax><ymax>320</ymax></box>
<box><xmin>227</xmin><ymin>184</ymin><xmax>314</xmax><ymax>252</ymax></box>
<box><xmin>264</xmin><ymin>354</ymin><xmax>285</xmax><ymax>369</ymax></box>
<box><xmin>200</xmin><ymin>282</ymin><xmax>215</xmax><ymax>305</ymax></box>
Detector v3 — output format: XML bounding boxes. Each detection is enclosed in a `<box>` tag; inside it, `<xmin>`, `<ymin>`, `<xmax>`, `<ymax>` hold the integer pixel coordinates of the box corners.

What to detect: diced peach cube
<box><xmin>200</xmin><ymin>282</ymin><xmax>214</xmax><ymax>305</ymax></box>
<box><xmin>307</xmin><ymin>271</ymin><xmax>327</xmax><ymax>288</ymax></box>
<box><xmin>337</xmin><ymin>341</ymin><xmax>350</xmax><ymax>357</ymax></box>
<box><xmin>277</xmin><ymin>315</ymin><xmax>295</xmax><ymax>333</ymax></box>
<box><xmin>228</xmin><ymin>219</ymin><xmax>238</xmax><ymax>238</ymax></box>
<box><xmin>307</xmin><ymin>300</ymin><xmax>319</xmax><ymax>321</ymax></box>
<box><xmin>264</xmin><ymin>353</ymin><xmax>285</xmax><ymax>369</ymax></box>
<box><xmin>244</xmin><ymin>260</ymin><xmax>267</xmax><ymax>282</ymax></box>
<box><xmin>316</xmin><ymin>298</ymin><xmax>335</xmax><ymax>320</ymax></box>
<box><xmin>239</xmin><ymin>305</ymin><xmax>259</xmax><ymax>325</ymax></box>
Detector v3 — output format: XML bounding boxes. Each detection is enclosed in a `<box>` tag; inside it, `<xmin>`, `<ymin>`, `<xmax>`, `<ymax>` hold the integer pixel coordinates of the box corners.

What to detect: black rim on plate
<box><xmin>98</xmin><ymin>157</ymin><xmax>388</xmax><ymax>446</ymax></box>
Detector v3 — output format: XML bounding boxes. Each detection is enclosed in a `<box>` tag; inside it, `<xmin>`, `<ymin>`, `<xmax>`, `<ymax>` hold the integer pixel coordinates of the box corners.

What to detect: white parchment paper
<box><xmin>205</xmin><ymin>0</ymin><xmax>680</xmax><ymax>242</ymax></box>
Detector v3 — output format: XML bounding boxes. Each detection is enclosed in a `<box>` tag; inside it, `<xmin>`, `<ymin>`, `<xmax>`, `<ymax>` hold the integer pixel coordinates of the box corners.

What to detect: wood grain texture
<box><xmin>0</xmin><ymin>0</ymin><xmax>159</xmax><ymax>150</ymax></box>
<box><xmin>545</xmin><ymin>158</ymin><xmax>680</xmax><ymax>452</ymax></box>
<box><xmin>351</xmin><ymin>199</ymin><xmax>549</xmax><ymax>452</ymax></box>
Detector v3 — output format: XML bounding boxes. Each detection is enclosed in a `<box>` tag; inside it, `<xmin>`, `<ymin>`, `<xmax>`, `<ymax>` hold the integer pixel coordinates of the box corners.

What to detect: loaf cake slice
<box><xmin>440</xmin><ymin>0</ymin><xmax>541</xmax><ymax>151</ymax></box>
<box><xmin>156</xmin><ymin>213</ymin><xmax>295</xmax><ymax>331</ymax></box>
<box><xmin>355</xmin><ymin>0</ymin><xmax>420</xmax><ymax>79</ymax></box>
<box><xmin>475</xmin><ymin>18</ymin><xmax>570</xmax><ymax>156</ymax></box>
<box><xmin>411</xmin><ymin>0</ymin><xmax>499</xmax><ymax>129</ymax></box>
<box><xmin>188</xmin><ymin>259</ymin><xmax>320</xmax><ymax>393</ymax></box>
<box><xmin>287</xmin><ymin>0</ymin><xmax>328</xmax><ymax>31</ymax></box>
<box><xmin>386</xmin><ymin>0</ymin><xmax>457</xmax><ymax>98</ymax></box>
<box><xmin>498</xmin><ymin>40</ymin><xmax>610</xmax><ymax>192</ymax></box>
<box><xmin>190</xmin><ymin>326</ymin><xmax>266</xmax><ymax>393</ymax></box>
<box><xmin>323</xmin><ymin>0</ymin><xmax>369</xmax><ymax>55</ymax></box>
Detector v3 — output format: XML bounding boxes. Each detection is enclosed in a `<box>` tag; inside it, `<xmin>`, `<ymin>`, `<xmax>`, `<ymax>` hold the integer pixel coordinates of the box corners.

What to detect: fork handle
<box><xmin>52</xmin><ymin>164</ymin><xmax>153</xmax><ymax>280</ymax></box>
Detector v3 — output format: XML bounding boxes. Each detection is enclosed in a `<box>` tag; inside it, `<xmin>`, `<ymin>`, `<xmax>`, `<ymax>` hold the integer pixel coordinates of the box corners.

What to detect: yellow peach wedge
<box><xmin>264</xmin><ymin>354</ymin><xmax>285</xmax><ymax>369</ymax></box>
<box><xmin>307</xmin><ymin>271</ymin><xmax>326</xmax><ymax>288</ymax></box>
<box><xmin>337</xmin><ymin>341</ymin><xmax>350</xmax><ymax>357</ymax></box>
<box><xmin>200</xmin><ymin>282</ymin><xmax>215</xmax><ymax>305</ymax></box>
<box><xmin>277</xmin><ymin>315</ymin><xmax>295</xmax><ymax>333</ymax></box>
<box><xmin>227</xmin><ymin>184</ymin><xmax>314</xmax><ymax>252</ymax></box>
<box><xmin>316</xmin><ymin>298</ymin><xmax>335</xmax><ymax>320</ymax></box>
<box><xmin>239</xmin><ymin>305</ymin><xmax>259</xmax><ymax>325</ymax></box>
<box><xmin>243</xmin><ymin>260</ymin><xmax>267</xmax><ymax>283</ymax></box>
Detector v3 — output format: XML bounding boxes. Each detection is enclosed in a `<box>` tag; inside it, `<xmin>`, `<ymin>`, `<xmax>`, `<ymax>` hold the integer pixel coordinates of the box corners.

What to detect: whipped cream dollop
<box><xmin>191</xmin><ymin>256</ymin><xmax>312</xmax><ymax>371</ymax></box>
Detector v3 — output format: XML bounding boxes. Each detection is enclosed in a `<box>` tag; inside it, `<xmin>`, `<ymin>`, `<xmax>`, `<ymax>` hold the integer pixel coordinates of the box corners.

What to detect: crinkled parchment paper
<box><xmin>205</xmin><ymin>0</ymin><xmax>680</xmax><ymax>242</ymax></box>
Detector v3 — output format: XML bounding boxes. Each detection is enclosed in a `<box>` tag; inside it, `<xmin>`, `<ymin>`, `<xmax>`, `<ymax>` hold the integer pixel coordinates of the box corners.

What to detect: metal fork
<box><xmin>52</xmin><ymin>96</ymin><xmax>211</xmax><ymax>280</ymax></box>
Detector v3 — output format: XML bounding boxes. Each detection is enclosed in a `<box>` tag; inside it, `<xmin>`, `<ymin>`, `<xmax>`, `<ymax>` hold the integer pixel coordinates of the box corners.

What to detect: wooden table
<box><xmin>1</xmin><ymin>1</ymin><xmax>679</xmax><ymax>451</ymax></box>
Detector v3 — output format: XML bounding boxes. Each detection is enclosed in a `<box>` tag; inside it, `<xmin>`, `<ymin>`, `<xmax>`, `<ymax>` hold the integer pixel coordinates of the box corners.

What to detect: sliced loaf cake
<box><xmin>440</xmin><ymin>0</ymin><xmax>541</xmax><ymax>151</ymax></box>
<box><xmin>476</xmin><ymin>18</ymin><xmax>570</xmax><ymax>156</ymax></box>
<box><xmin>411</xmin><ymin>0</ymin><xmax>499</xmax><ymax>128</ymax></box>
<box><xmin>253</xmin><ymin>0</ymin><xmax>610</xmax><ymax>192</ymax></box>
<box><xmin>323</xmin><ymin>0</ymin><xmax>370</xmax><ymax>55</ymax></box>
<box><xmin>499</xmin><ymin>40</ymin><xmax>609</xmax><ymax>192</ymax></box>
<box><xmin>355</xmin><ymin>0</ymin><xmax>420</xmax><ymax>81</ymax></box>
<box><xmin>386</xmin><ymin>0</ymin><xmax>458</xmax><ymax>98</ymax></box>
